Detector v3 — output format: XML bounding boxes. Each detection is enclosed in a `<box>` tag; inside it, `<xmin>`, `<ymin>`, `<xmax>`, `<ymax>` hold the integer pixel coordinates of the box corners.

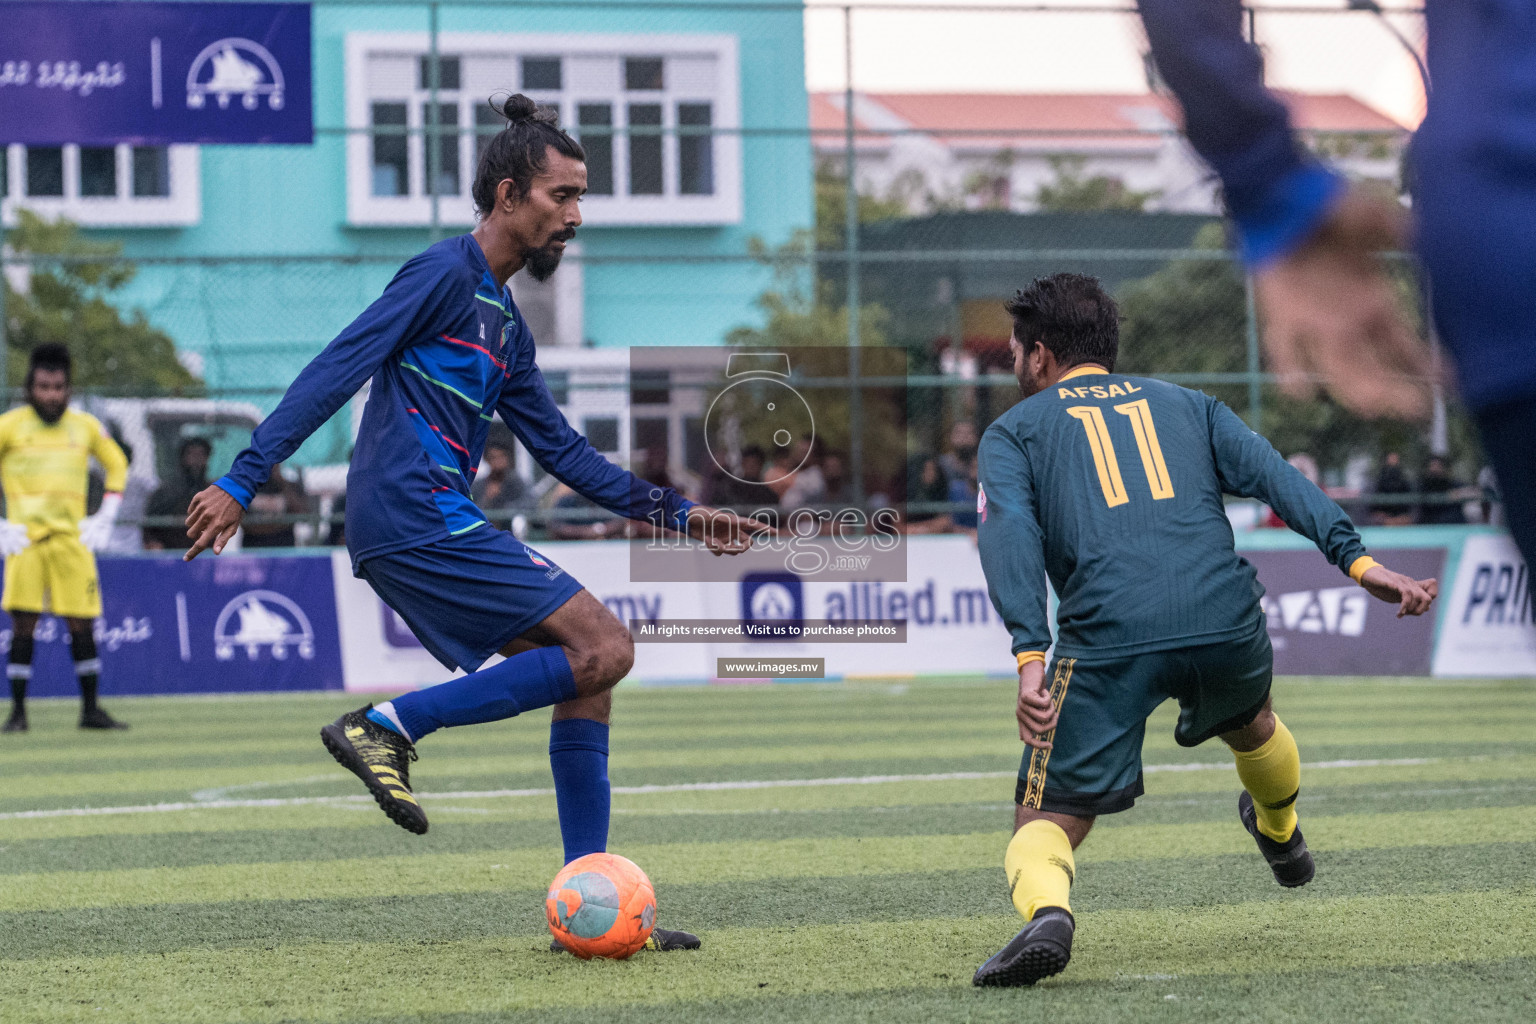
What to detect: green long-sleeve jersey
<box><xmin>977</xmin><ymin>367</ymin><xmax>1377</xmax><ymax>661</ymax></box>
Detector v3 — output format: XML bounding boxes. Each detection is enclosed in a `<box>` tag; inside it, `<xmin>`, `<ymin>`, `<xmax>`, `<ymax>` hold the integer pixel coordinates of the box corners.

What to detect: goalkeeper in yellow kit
<box><xmin>1</xmin><ymin>345</ymin><xmax>130</xmax><ymax>732</ymax></box>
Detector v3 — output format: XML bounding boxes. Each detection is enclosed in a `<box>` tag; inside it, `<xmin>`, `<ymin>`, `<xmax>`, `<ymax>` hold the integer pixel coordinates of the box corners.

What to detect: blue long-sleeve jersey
<box><xmin>1137</xmin><ymin>0</ymin><xmax>1536</xmax><ymax>412</ymax></box>
<box><xmin>215</xmin><ymin>234</ymin><xmax>693</xmax><ymax>570</ymax></box>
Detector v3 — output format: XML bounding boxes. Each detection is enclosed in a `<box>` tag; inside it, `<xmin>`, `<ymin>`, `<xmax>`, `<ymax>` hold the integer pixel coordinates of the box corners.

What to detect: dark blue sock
<box><xmin>390</xmin><ymin>645</ymin><xmax>577</xmax><ymax>742</ymax></box>
<box><xmin>549</xmin><ymin>717</ymin><xmax>610</xmax><ymax>864</ymax></box>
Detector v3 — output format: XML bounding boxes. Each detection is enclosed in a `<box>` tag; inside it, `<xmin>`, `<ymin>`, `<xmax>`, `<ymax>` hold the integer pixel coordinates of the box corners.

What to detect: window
<box><xmin>418</xmin><ymin>55</ymin><xmax>461</xmax><ymax>91</ymax></box>
<box><xmin>371</xmin><ymin>102</ymin><xmax>409</xmax><ymax>196</ymax></box>
<box><xmin>423</xmin><ymin>101</ymin><xmax>459</xmax><ymax>196</ymax></box>
<box><xmin>631</xmin><ymin>369</ymin><xmax>671</xmax><ymax>405</ymax></box>
<box><xmin>627</xmin><ymin>104</ymin><xmax>663</xmax><ymax>196</ymax></box>
<box><xmin>26</xmin><ymin>147</ymin><xmax>64</xmax><ymax>196</ymax></box>
<box><xmin>633</xmin><ymin>417</ymin><xmax>669</xmax><ymax>460</ymax></box>
<box><xmin>522</xmin><ymin>57</ymin><xmax>562</xmax><ymax>91</ymax></box>
<box><xmin>3</xmin><ymin>144</ymin><xmax>199</xmax><ymax>226</ymax></box>
<box><xmin>79</xmin><ymin>147</ymin><xmax>116</xmax><ymax>198</ymax></box>
<box><xmin>132</xmin><ymin>147</ymin><xmax>170</xmax><ymax>197</ymax></box>
<box><xmin>474</xmin><ymin>104</ymin><xmax>504</xmax><ymax>167</ymax></box>
<box><xmin>542</xmin><ymin>370</ymin><xmax>571</xmax><ymax>405</ymax></box>
<box><xmin>584</xmin><ymin>417</ymin><xmax>620</xmax><ymax>453</ymax></box>
<box><xmin>683</xmin><ymin>416</ymin><xmax>707</xmax><ymax>475</ymax></box>
<box><xmin>346</xmin><ymin>32</ymin><xmax>742</xmax><ymax>226</ymax></box>
<box><xmin>625</xmin><ymin>57</ymin><xmax>664</xmax><ymax>91</ymax></box>
<box><xmin>578</xmin><ymin>104</ymin><xmax>613</xmax><ymax>196</ymax></box>
<box><xmin>678</xmin><ymin>103</ymin><xmax>713</xmax><ymax>195</ymax></box>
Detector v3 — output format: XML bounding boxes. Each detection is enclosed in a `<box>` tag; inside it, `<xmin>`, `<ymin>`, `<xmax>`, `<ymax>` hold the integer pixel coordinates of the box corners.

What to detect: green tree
<box><xmin>725</xmin><ymin>229</ymin><xmax>906</xmax><ymax>490</ymax></box>
<box><xmin>726</xmin><ymin>234</ymin><xmax>890</xmax><ymax>352</ymax></box>
<box><xmin>1035</xmin><ymin>155</ymin><xmax>1158</xmax><ymax>213</ymax></box>
<box><xmin>814</xmin><ymin>159</ymin><xmax>910</xmax><ymax>251</ymax></box>
<box><xmin>2</xmin><ymin>211</ymin><xmax>198</xmax><ymax>392</ymax></box>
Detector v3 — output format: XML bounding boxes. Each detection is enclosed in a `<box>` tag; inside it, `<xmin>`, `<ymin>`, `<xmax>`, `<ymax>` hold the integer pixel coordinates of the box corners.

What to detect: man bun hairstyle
<box><xmin>1004</xmin><ymin>272</ymin><xmax>1121</xmax><ymax>373</ymax></box>
<box><xmin>26</xmin><ymin>343</ymin><xmax>72</xmax><ymax>387</ymax></box>
<box><xmin>471</xmin><ymin>92</ymin><xmax>585</xmax><ymax>217</ymax></box>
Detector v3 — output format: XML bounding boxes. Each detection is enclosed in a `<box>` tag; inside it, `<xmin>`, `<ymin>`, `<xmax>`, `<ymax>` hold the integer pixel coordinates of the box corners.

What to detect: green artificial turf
<box><xmin>1</xmin><ymin>677</ymin><xmax>1533</xmax><ymax>1023</ymax></box>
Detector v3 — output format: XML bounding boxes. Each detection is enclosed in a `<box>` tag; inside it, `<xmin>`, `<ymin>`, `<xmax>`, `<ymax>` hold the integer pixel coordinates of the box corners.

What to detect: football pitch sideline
<box><xmin>2</xmin><ymin>677</ymin><xmax>1533</xmax><ymax>1024</ymax></box>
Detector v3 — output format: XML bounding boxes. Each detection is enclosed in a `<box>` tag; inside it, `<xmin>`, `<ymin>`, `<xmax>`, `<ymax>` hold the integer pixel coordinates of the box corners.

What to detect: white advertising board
<box><xmin>334</xmin><ymin>536</ymin><xmax>1017</xmax><ymax>690</ymax></box>
<box><xmin>1431</xmin><ymin>534</ymin><xmax>1536</xmax><ymax>677</ymax></box>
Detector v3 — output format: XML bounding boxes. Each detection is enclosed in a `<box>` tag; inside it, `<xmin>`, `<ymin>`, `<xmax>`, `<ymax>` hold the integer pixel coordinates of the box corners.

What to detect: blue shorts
<box><xmin>357</xmin><ymin>526</ymin><xmax>584</xmax><ymax>672</ymax></box>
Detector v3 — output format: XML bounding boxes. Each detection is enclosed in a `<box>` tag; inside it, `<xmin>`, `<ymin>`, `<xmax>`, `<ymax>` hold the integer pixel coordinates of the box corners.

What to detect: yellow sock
<box><xmin>1232</xmin><ymin>717</ymin><xmax>1301</xmax><ymax>842</ymax></box>
<box><xmin>1004</xmin><ymin>820</ymin><xmax>1074</xmax><ymax>921</ymax></box>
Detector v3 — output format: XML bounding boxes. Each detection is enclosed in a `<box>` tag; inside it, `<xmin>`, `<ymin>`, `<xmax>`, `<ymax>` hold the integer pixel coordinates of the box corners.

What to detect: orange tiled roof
<box><xmin>809</xmin><ymin>90</ymin><xmax>1407</xmax><ymax>151</ymax></box>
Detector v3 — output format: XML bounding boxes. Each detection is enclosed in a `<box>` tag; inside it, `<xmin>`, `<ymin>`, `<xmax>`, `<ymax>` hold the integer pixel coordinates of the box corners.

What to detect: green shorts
<box><xmin>1017</xmin><ymin>618</ymin><xmax>1272</xmax><ymax>817</ymax></box>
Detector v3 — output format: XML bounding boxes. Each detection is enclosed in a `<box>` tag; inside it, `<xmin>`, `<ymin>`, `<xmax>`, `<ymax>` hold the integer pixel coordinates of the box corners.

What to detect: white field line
<box><xmin>0</xmin><ymin>757</ymin><xmax>1457</xmax><ymax>822</ymax></box>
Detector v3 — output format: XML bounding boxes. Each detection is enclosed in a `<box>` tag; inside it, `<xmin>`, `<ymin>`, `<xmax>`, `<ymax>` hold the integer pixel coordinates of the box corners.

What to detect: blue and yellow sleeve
<box><xmin>977</xmin><ymin>427</ymin><xmax>1053</xmax><ymax>659</ymax></box>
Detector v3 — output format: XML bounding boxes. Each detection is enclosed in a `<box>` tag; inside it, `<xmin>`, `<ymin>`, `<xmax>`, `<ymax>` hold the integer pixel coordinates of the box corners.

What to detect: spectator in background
<box><xmin>704</xmin><ymin>444</ymin><xmax>779</xmax><ymax>510</ymax></box>
<box><xmin>143</xmin><ymin>437</ymin><xmax>211</xmax><ymax>551</ymax></box>
<box><xmin>1417</xmin><ymin>456</ymin><xmax>1472</xmax><ymax>526</ymax></box>
<box><xmin>547</xmin><ymin>482</ymin><xmax>624</xmax><ymax>540</ymax></box>
<box><xmin>904</xmin><ymin>454</ymin><xmax>954</xmax><ymax>535</ymax></box>
<box><xmin>820</xmin><ymin>451</ymin><xmax>849</xmax><ymax>506</ymax></box>
<box><xmin>242</xmin><ymin>464</ymin><xmax>308</xmax><ymax>548</ymax></box>
<box><xmin>1371</xmin><ymin>452</ymin><xmax>1415</xmax><ymax>526</ymax></box>
<box><xmin>776</xmin><ymin>435</ymin><xmax>825</xmax><ymax>510</ymax></box>
<box><xmin>637</xmin><ymin>445</ymin><xmax>697</xmax><ymax>504</ymax></box>
<box><xmin>1479</xmin><ymin>465</ymin><xmax>1502</xmax><ymax>527</ymax></box>
<box><xmin>940</xmin><ymin>421</ymin><xmax>979</xmax><ymax>483</ymax></box>
<box><xmin>471</xmin><ymin>443</ymin><xmax>529</xmax><ymax>526</ymax></box>
<box><xmin>944</xmin><ymin>425</ymin><xmax>981</xmax><ymax>535</ymax></box>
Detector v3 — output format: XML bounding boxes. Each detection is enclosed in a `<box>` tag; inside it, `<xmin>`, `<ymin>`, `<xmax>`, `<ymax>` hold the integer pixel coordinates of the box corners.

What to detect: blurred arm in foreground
<box><xmin>1136</xmin><ymin>0</ymin><xmax>1431</xmax><ymax>419</ymax></box>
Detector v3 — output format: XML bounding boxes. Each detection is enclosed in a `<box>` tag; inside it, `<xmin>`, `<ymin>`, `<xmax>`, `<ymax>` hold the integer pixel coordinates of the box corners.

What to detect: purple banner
<box><xmin>2</xmin><ymin>554</ymin><xmax>343</xmax><ymax>697</ymax></box>
<box><xmin>0</xmin><ymin>2</ymin><xmax>312</xmax><ymax>145</ymax></box>
<box><xmin>1250</xmin><ymin>547</ymin><xmax>1445</xmax><ymax>676</ymax></box>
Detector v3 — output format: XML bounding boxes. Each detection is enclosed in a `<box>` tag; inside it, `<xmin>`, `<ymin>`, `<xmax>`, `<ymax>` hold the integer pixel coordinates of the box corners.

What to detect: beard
<box><xmin>523</xmin><ymin>230</ymin><xmax>575</xmax><ymax>282</ymax></box>
<box><xmin>29</xmin><ymin>397</ymin><xmax>66</xmax><ymax>424</ymax></box>
<box><xmin>1016</xmin><ymin>363</ymin><xmax>1046</xmax><ymax>399</ymax></box>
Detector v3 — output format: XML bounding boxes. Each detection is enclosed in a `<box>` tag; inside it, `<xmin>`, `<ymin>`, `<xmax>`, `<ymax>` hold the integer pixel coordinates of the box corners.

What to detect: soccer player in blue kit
<box><xmin>185</xmin><ymin>95</ymin><xmax>764</xmax><ymax>953</ymax></box>
<box><xmin>970</xmin><ymin>275</ymin><xmax>1437</xmax><ymax>987</ymax></box>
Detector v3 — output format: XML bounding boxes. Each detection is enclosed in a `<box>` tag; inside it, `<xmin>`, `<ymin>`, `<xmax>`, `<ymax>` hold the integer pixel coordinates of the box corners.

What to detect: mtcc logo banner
<box><xmin>215</xmin><ymin>590</ymin><xmax>317</xmax><ymax>661</ymax></box>
<box><xmin>0</xmin><ymin>2</ymin><xmax>312</xmax><ymax>146</ymax></box>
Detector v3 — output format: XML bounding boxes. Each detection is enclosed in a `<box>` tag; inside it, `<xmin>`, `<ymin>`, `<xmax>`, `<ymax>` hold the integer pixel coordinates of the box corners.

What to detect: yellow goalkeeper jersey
<box><xmin>0</xmin><ymin>406</ymin><xmax>129</xmax><ymax>541</ymax></box>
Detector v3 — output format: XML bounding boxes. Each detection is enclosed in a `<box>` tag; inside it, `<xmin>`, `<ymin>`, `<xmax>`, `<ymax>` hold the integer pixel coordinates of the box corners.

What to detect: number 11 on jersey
<box><xmin>1067</xmin><ymin>399</ymin><xmax>1176</xmax><ymax>508</ymax></box>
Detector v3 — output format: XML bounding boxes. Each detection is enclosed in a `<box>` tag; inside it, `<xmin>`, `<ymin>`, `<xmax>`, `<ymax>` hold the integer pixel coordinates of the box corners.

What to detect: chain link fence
<box><xmin>3</xmin><ymin>1</ymin><xmax>1480</xmax><ymax>547</ymax></box>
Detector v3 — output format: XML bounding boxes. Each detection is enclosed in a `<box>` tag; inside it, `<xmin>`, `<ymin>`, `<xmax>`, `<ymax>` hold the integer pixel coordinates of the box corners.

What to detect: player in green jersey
<box><xmin>971</xmin><ymin>274</ymin><xmax>1437</xmax><ymax>988</ymax></box>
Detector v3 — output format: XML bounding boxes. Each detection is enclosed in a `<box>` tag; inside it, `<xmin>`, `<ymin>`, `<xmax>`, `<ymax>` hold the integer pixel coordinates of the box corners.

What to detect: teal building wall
<box><xmin>94</xmin><ymin>1</ymin><xmax>812</xmax><ymax>462</ymax></box>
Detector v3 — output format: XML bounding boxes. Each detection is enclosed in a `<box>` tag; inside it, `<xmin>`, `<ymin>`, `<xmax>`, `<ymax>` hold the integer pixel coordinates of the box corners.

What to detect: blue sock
<box><xmin>549</xmin><ymin>718</ymin><xmax>610</xmax><ymax>864</ymax></box>
<box><xmin>389</xmin><ymin>646</ymin><xmax>578</xmax><ymax>742</ymax></box>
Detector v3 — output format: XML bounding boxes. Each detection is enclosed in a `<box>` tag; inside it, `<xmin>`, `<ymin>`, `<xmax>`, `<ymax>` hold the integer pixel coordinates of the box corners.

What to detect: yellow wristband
<box><xmin>1348</xmin><ymin>555</ymin><xmax>1381</xmax><ymax>585</ymax></box>
<box><xmin>1016</xmin><ymin>651</ymin><xmax>1047</xmax><ymax>669</ymax></box>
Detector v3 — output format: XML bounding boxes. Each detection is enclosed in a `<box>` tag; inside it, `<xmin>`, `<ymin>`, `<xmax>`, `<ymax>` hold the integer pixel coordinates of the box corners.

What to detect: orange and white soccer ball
<box><xmin>545</xmin><ymin>852</ymin><xmax>657</xmax><ymax>959</ymax></box>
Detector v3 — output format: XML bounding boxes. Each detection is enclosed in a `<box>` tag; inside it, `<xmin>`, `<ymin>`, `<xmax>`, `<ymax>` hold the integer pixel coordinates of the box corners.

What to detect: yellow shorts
<box><xmin>2</xmin><ymin>535</ymin><xmax>101</xmax><ymax>620</ymax></box>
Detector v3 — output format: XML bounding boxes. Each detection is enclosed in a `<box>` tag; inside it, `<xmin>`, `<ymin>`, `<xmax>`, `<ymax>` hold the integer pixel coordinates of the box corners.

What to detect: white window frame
<box><xmin>1</xmin><ymin>144</ymin><xmax>200</xmax><ymax>228</ymax></box>
<box><xmin>345</xmin><ymin>32</ymin><xmax>742</xmax><ymax>228</ymax></box>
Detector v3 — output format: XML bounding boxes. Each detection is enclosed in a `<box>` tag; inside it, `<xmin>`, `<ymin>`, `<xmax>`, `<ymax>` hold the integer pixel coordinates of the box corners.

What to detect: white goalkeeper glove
<box><xmin>78</xmin><ymin>492</ymin><xmax>122</xmax><ymax>553</ymax></box>
<box><xmin>0</xmin><ymin>521</ymin><xmax>31</xmax><ymax>557</ymax></box>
